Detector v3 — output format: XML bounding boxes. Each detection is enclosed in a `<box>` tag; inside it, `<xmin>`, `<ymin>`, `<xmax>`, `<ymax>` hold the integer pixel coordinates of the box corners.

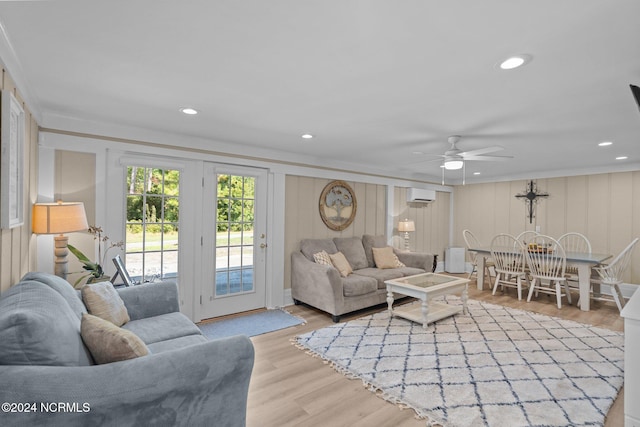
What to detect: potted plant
<box><xmin>68</xmin><ymin>225</ymin><xmax>124</xmax><ymax>287</ymax></box>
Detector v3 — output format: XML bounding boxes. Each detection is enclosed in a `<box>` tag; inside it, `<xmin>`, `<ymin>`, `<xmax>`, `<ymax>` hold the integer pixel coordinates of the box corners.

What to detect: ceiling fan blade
<box><xmin>406</xmin><ymin>156</ymin><xmax>445</xmax><ymax>165</ymax></box>
<box><xmin>459</xmin><ymin>145</ymin><xmax>504</xmax><ymax>157</ymax></box>
<box><xmin>463</xmin><ymin>155</ymin><xmax>513</xmax><ymax>161</ymax></box>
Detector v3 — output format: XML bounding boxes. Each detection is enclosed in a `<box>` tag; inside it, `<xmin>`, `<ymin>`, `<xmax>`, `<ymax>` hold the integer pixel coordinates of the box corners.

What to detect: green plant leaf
<box><xmin>68</xmin><ymin>244</ymin><xmax>91</xmax><ymax>263</ymax></box>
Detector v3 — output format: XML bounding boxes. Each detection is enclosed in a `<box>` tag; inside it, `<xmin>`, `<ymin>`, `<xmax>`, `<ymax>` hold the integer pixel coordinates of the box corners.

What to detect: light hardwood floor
<box><xmin>245</xmin><ymin>278</ymin><xmax>625</xmax><ymax>427</ymax></box>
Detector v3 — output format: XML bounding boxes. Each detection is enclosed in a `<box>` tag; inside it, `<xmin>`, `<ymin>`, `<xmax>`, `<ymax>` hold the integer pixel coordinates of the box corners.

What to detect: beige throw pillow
<box><xmin>313</xmin><ymin>250</ymin><xmax>333</xmax><ymax>266</ymax></box>
<box><xmin>81</xmin><ymin>282</ymin><xmax>130</xmax><ymax>326</ymax></box>
<box><xmin>372</xmin><ymin>246</ymin><xmax>406</xmax><ymax>269</ymax></box>
<box><xmin>329</xmin><ymin>251</ymin><xmax>353</xmax><ymax>277</ymax></box>
<box><xmin>81</xmin><ymin>313</ymin><xmax>149</xmax><ymax>364</ymax></box>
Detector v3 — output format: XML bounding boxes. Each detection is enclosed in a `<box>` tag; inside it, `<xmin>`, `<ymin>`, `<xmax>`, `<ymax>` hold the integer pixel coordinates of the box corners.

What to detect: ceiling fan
<box><xmin>420</xmin><ymin>135</ymin><xmax>513</xmax><ymax>184</ymax></box>
<box><xmin>436</xmin><ymin>135</ymin><xmax>513</xmax><ymax>170</ymax></box>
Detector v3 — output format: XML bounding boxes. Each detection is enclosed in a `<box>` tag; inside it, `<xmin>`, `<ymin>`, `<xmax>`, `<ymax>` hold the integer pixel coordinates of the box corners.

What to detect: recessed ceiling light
<box><xmin>616</xmin><ymin>156</ymin><xmax>628</xmax><ymax>160</ymax></box>
<box><xmin>473</xmin><ymin>172</ymin><xmax>481</xmax><ymax>175</ymax></box>
<box><xmin>180</xmin><ymin>107</ymin><xmax>198</xmax><ymax>115</ymax></box>
<box><xmin>301</xmin><ymin>134</ymin><xmax>314</xmax><ymax>139</ymax></box>
<box><xmin>499</xmin><ymin>54</ymin><xmax>532</xmax><ymax>70</ymax></box>
<box><xmin>598</xmin><ymin>141</ymin><xmax>613</xmax><ymax>146</ymax></box>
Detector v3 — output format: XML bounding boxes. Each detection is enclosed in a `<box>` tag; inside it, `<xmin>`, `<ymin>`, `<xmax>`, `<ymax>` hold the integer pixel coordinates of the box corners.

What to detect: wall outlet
<box><xmin>535</xmin><ymin>225</ymin><xmax>541</xmax><ymax>232</ymax></box>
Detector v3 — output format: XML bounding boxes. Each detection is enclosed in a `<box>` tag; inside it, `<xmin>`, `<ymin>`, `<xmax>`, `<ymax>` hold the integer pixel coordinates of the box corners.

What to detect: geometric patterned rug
<box><xmin>295</xmin><ymin>297</ymin><xmax>624</xmax><ymax>427</ymax></box>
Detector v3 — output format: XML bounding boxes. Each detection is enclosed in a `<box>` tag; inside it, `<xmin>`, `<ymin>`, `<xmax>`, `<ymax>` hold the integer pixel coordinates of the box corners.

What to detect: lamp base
<box><xmin>53</xmin><ymin>234</ymin><xmax>69</xmax><ymax>280</ymax></box>
<box><xmin>404</xmin><ymin>232</ymin><xmax>410</xmax><ymax>251</ymax></box>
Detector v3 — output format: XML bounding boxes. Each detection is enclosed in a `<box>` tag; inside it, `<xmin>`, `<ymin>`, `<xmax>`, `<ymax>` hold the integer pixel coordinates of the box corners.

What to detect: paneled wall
<box><xmin>284</xmin><ymin>176</ymin><xmax>451</xmax><ymax>290</ymax></box>
<box><xmin>453</xmin><ymin>172</ymin><xmax>640</xmax><ymax>284</ymax></box>
<box><xmin>0</xmin><ymin>68</ymin><xmax>39</xmax><ymax>292</ymax></box>
<box><xmin>284</xmin><ymin>176</ymin><xmax>387</xmax><ymax>291</ymax></box>
<box><xmin>393</xmin><ymin>187</ymin><xmax>450</xmax><ymax>260</ymax></box>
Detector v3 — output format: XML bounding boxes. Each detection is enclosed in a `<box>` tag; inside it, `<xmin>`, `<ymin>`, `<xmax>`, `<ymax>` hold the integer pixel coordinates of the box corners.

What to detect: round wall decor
<box><xmin>319</xmin><ymin>180</ymin><xmax>357</xmax><ymax>231</ymax></box>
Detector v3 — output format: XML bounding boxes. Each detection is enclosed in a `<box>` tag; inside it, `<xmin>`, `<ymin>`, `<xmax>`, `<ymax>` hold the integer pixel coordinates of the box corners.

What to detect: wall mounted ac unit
<box><xmin>407</xmin><ymin>188</ymin><xmax>436</xmax><ymax>203</ymax></box>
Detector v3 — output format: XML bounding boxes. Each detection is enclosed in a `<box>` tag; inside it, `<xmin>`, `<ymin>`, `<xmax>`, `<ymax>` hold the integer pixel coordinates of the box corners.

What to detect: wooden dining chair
<box><xmin>463</xmin><ymin>229</ymin><xmax>495</xmax><ymax>283</ymax></box>
<box><xmin>525</xmin><ymin>235</ymin><xmax>572</xmax><ymax>309</ymax></box>
<box><xmin>558</xmin><ymin>232</ymin><xmax>592</xmax><ymax>289</ymax></box>
<box><xmin>590</xmin><ymin>237</ymin><xmax>639</xmax><ymax>312</ymax></box>
<box><xmin>490</xmin><ymin>233</ymin><xmax>529</xmax><ymax>300</ymax></box>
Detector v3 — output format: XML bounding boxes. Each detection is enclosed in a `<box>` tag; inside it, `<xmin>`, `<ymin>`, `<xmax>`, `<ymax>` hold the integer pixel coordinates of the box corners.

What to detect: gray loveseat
<box><xmin>0</xmin><ymin>272</ymin><xmax>254</xmax><ymax>427</ymax></box>
<box><xmin>291</xmin><ymin>235</ymin><xmax>436</xmax><ymax>322</ymax></box>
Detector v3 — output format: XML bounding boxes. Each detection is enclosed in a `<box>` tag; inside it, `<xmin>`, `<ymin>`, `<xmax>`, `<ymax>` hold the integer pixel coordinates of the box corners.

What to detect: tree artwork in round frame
<box><xmin>319</xmin><ymin>180</ymin><xmax>357</xmax><ymax>231</ymax></box>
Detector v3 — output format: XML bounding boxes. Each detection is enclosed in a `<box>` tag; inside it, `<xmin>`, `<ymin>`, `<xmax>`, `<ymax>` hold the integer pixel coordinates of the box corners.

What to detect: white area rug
<box><xmin>295</xmin><ymin>297</ymin><xmax>624</xmax><ymax>427</ymax></box>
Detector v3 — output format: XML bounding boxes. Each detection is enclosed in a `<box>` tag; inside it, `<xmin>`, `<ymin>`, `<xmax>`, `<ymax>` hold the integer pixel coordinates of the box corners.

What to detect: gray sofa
<box><xmin>291</xmin><ymin>235</ymin><xmax>436</xmax><ymax>322</ymax></box>
<box><xmin>0</xmin><ymin>272</ymin><xmax>254</xmax><ymax>427</ymax></box>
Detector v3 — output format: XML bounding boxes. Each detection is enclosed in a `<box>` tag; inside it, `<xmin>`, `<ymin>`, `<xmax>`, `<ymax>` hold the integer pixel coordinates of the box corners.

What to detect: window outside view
<box><xmin>216</xmin><ymin>174</ymin><xmax>255</xmax><ymax>297</ymax></box>
<box><xmin>125</xmin><ymin>167</ymin><xmax>179</xmax><ymax>283</ymax></box>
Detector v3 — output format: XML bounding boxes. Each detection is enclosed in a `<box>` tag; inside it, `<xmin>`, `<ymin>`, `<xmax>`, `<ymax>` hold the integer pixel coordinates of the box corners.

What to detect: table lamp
<box><xmin>32</xmin><ymin>201</ymin><xmax>89</xmax><ymax>280</ymax></box>
<box><xmin>398</xmin><ymin>219</ymin><xmax>415</xmax><ymax>251</ymax></box>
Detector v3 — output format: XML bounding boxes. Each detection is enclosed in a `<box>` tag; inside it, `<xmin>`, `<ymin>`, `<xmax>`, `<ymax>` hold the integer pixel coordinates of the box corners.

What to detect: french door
<box><xmin>200</xmin><ymin>163</ymin><xmax>268</xmax><ymax>319</ymax></box>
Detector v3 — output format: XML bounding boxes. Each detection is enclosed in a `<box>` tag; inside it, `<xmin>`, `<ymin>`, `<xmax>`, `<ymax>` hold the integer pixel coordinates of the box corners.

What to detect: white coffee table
<box><xmin>385</xmin><ymin>273</ymin><xmax>469</xmax><ymax>329</ymax></box>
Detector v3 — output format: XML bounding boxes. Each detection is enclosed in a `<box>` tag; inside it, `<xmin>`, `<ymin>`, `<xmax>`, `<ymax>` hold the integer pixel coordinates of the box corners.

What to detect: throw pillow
<box><xmin>372</xmin><ymin>246</ymin><xmax>406</xmax><ymax>269</ymax></box>
<box><xmin>80</xmin><ymin>313</ymin><xmax>149</xmax><ymax>364</ymax></box>
<box><xmin>362</xmin><ymin>234</ymin><xmax>389</xmax><ymax>267</ymax></box>
<box><xmin>313</xmin><ymin>250</ymin><xmax>333</xmax><ymax>266</ymax></box>
<box><xmin>329</xmin><ymin>252</ymin><xmax>353</xmax><ymax>277</ymax></box>
<box><xmin>333</xmin><ymin>237</ymin><xmax>368</xmax><ymax>270</ymax></box>
<box><xmin>81</xmin><ymin>282</ymin><xmax>130</xmax><ymax>326</ymax></box>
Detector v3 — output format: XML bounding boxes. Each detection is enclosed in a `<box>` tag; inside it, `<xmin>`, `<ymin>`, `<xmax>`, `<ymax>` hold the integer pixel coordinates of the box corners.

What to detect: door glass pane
<box><xmin>125</xmin><ymin>166</ymin><xmax>179</xmax><ymax>283</ymax></box>
<box><xmin>215</xmin><ymin>173</ymin><xmax>256</xmax><ymax>298</ymax></box>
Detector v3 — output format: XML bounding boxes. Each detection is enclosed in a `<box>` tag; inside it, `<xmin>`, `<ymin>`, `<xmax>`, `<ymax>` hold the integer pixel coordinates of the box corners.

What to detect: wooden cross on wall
<box><xmin>515</xmin><ymin>180</ymin><xmax>549</xmax><ymax>224</ymax></box>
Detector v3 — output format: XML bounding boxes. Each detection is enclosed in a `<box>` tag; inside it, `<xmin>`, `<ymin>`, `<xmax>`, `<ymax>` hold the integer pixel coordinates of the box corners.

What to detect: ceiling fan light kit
<box><xmin>444</xmin><ymin>157</ymin><xmax>464</xmax><ymax>170</ymax></box>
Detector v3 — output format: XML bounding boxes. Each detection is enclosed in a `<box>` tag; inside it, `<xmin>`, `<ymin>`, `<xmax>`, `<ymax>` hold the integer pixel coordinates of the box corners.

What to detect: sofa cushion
<box><xmin>333</xmin><ymin>237</ymin><xmax>368</xmax><ymax>270</ymax></box>
<box><xmin>329</xmin><ymin>252</ymin><xmax>353</xmax><ymax>277</ymax></box>
<box><xmin>82</xmin><ymin>281</ymin><xmax>130</xmax><ymax>326</ymax></box>
<box><xmin>342</xmin><ymin>274</ymin><xmax>377</xmax><ymax>297</ymax></box>
<box><xmin>0</xmin><ymin>281</ymin><xmax>93</xmax><ymax>366</ymax></box>
<box><xmin>353</xmin><ymin>267</ymin><xmax>405</xmax><ymax>289</ymax></box>
<box><xmin>372</xmin><ymin>246</ymin><xmax>406</xmax><ymax>269</ymax></box>
<box><xmin>122</xmin><ymin>312</ymin><xmax>202</xmax><ymax>345</ymax></box>
<box><xmin>21</xmin><ymin>272</ymin><xmax>87</xmax><ymax>319</ymax></box>
<box><xmin>147</xmin><ymin>334</ymin><xmax>209</xmax><ymax>354</ymax></box>
<box><xmin>300</xmin><ymin>239</ymin><xmax>338</xmax><ymax>262</ymax></box>
<box><xmin>313</xmin><ymin>250</ymin><xmax>333</xmax><ymax>266</ymax></box>
<box><xmin>81</xmin><ymin>313</ymin><xmax>149</xmax><ymax>364</ymax></box>
<box><xmin>362</xmin><ymin>234</ymin><xmax>389</xmax><ymax>268</ymax></box>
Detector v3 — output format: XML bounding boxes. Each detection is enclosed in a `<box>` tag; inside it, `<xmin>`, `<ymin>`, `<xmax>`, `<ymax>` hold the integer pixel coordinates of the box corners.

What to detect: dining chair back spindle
<box><xmin>525</xmin><ymin>235</ymin><xmax>572</xmax><ymax>309</ymax></box>
<box><xmin>558</xmin><ymin>232</ymin><xmax>592</xmax><ymax>287</ymax></box>
<box><xmin>490</xmin><ymin>234</ymin><xmax>529</xmax><ymax>300</ymax></box>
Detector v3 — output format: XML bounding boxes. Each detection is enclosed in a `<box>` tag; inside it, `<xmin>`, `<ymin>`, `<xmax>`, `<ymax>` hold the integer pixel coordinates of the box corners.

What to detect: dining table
<box><xmin>469</xmin><ymin>246</ymin><xmax>611</xmax><ymax>311</ymax></box>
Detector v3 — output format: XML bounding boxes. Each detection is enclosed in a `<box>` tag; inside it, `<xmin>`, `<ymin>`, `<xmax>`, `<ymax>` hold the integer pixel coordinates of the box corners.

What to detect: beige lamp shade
<box><xmin>398</xmin><ymin>219</ymin><xmax>415</xmax><ymax>233</ymax></box>
<box><xmin>32</xmin><ymin>202</ymin><xmax>89</xmax><ymax>235</ymax></box>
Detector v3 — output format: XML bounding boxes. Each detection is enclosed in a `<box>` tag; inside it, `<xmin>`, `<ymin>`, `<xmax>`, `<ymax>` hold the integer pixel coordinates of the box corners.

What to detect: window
<box><xmin>125</xmin><ymin>166</ymin><xmax>179</xmax><ymax>282</ymax></box>
<box><xmin>215</xmin><ymin>174</ymin><xmax>255</xmax><ymax>296</ymax></box>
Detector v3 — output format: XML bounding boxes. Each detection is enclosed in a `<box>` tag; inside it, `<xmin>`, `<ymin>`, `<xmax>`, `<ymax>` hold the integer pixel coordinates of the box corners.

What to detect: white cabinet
<box><xmin>621</xmin><ymin>289</ymin><xmax>640</xmax><ymax>426</ymax></box>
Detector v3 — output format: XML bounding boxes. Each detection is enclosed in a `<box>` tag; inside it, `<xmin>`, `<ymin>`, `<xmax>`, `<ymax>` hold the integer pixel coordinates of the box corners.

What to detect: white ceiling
<box><xmin>1</xmin><ymin>1</ymin><xmax>639</xmax><ymax>184</ymax></box>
